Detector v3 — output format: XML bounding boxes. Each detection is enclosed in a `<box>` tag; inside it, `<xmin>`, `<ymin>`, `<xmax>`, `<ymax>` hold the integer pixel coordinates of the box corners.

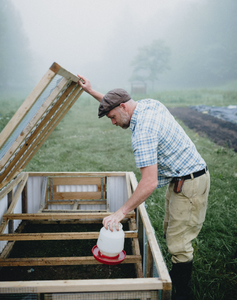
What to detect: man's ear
<box><xmin>120</xmin><ymin>103</ymin><xmax>127</xmax><ymax>111</ymax></box>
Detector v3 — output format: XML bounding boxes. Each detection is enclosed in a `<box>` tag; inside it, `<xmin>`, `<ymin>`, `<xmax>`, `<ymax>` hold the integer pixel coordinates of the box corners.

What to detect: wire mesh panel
<box><xmin>44</xmin><ymin>291</ymin><xmax>159</xmax><ymax>300</ymax></box>
<box><xmin>0</xmin><ymin>293</ymin><xmax>38</xmax><ymax>300</ymax></box>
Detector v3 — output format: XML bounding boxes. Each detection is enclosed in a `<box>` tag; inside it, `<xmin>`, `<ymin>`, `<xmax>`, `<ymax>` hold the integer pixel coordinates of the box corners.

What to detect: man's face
<box><xmin>107</xmin><ymin>106</ymin><xmax>130</xmax><ymax>129</ymax></box>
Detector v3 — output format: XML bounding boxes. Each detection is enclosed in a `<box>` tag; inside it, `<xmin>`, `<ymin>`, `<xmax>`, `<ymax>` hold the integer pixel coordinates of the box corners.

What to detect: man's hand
<box><xmin>77</xmin><ymin>74</ymin><xmax>104</xmax><ymax>102</ymax></box>
<box><xmin>102</xmin><ymin>208</ymin><xmax>125</xmax><ymax>232</ymax></box>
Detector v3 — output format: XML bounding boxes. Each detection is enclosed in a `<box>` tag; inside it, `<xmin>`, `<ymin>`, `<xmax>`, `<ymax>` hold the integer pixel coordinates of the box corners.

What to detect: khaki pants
<box><xmin>164</xmin><ymin>171</ymin><xmax>210</xmax><ymax>263</ymax></box>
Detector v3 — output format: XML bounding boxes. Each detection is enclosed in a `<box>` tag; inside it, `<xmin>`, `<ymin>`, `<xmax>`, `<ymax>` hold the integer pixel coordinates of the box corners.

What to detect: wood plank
<box><xmin>50</xmin><ymin>192</ymin><xmax>105</xmax><ymax>200</ymax></box>
<box><xmin>129</xmin><ymin>172</ymin><xmax>171</xmax><ymax>288</ymax></box>
<box><xmin>0</xmin><ymin>231</ymin><xmax>137</xmax><ymax>241</ymax></box>
<box><xmin>28</xmin><ymin>172</ymin><xmax>127</xmax><ymax>177</ymax></box>
<box><xmin>5</xmin><ymin>173</ymin><xmax>28</xmax><ymax>215</ymax></box>
<box><xmin>0</xmin><ymin>173</ymin><xmax>26</xmax><ymax>201</ymax></box>
<box><xmin>0</xmin><ymin>255</ymin><xmax>141</xmax><ymax>267</ymax></box>
<box><xmin>47</xmin><ymin>200</ymin><xmax>106</xmax><ymax>205</ymax></box>
<box><xmin>129</xmin><ymin>218</ymin><xmax>144</xmax><ymax>278</ymax></box>
<box><xmin>0</xmin><ymin>68</ymin><xmax>56</xmax><ymax>149</ymax></box>
<box><xmin>56</xmin><ymin>65</ymin><xmax>80</xmax><ymax>83</ymax></box>
<box><xmin>0</xmin><ymin>278</ymin><xmax>163</xmax><ymax>293</ymax></box>
<box><xmin>146</xmin><ymin>239</ymin><xmax>153</xmax><ymax>278</ymax></box>
<box><xmin>3</xmin><ymin>211</ymin><xmax>135</xmax><ymax>221</ymax></box>
<box><xmin>52</xmin><ymin>177</ymin><xmax>103</xmax><ymax>186</ymax></box>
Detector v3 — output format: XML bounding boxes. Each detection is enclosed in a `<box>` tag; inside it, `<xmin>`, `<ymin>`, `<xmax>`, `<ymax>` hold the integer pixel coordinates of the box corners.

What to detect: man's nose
<box><xmin>112</xmin><ymin>119</ymin><xmax>116</xmax><ymax>125</ymax></box>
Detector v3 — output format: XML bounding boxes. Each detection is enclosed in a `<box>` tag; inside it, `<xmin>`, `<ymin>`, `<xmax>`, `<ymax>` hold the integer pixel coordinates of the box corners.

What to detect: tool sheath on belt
<box><xmin>174</xmin><ymin>178</ymin><xmax>185</xmax><ymax>193</ymax></box>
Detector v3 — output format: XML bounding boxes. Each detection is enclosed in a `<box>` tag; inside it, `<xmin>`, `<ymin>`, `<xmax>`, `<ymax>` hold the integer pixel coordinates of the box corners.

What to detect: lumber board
<box><xmin>129</xmin><ymin>219</ymin><xmax>144</xmax><ymax>278</ymax></box>
<box><xmin>3</xmin><ymin>211</ymin><xmax>135</xmax><ymax>221</ymax></box>
<box><xmin>146</xmin><ymin>239</ymin><xmax>153</xmax><ymax>278</ymax></box>
<box><xmin>129</xmin><ymin>172</ymin><xmax>171</xmax><ymax>288</ymax></box>
<box><xmin>0</xmin><ymin>278</ymin><xmax>163</xmax><ymax>293</ymax></box>
<box><xmin>0</xmin><ymin>173</ymin><xmax>26</xmax><ymax>200</ymax></box>
<box><xmin>0</xmin><ymin>255</ymin><xmax>141</xmax><ymax>267</ymax></box>
<box><xmin>52</xmin><ymin>176</ymin><xmax>104</xmax><ymax>186</ymax></box>
<box><xmin>0</xmin><ymin>68</ymin><xmax>56</xmax><ymax>149</ymax></box>
<box><xmin>50</xmin><ymin>192</ymin><xmax>105</xmax><ymax>200</ymax></box>
<box><xmin>28</xmin><ymin>172</ymin><xmax>127</xmax><ymax>177</ymax></box>
<box><xmin>5</xmin><ymin>173</ymin><xmax>28</xmax><ymax>215</ymax></box>
<box><xmin>0</xmin><ymin>231</ymin><xmax>137</xmax><ymax>241</ymax></box>
<box><xmin>47</xmin><ymin>200</ymin><xmax>107</xmax><ymax>205</ymax></box>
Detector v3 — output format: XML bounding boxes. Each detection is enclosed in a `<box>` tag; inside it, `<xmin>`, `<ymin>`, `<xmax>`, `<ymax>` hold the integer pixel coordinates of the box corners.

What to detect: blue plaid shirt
<box><xmin>130</xmin><ymin>99</ymin><xmax>206</xmax><ymax>188</ymax></box>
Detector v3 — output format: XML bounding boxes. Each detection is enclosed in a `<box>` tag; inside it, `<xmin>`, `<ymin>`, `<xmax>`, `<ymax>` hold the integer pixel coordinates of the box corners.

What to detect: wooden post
<box><xmin>7</xmin><ymin>191</ymin><xmax>13</xmax><ymax>233</ymax></box>
<box><xmin>21</xmin><ymin>180</ymin><xmax>28</xmax><ymax>213</ymax></box>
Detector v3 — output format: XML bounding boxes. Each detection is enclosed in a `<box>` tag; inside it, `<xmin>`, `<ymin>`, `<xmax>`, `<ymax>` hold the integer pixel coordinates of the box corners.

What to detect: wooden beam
<box><xmin>0</xmin><ymin>255</ymin><xmax>141</xmax><ymax>267</ymax></box>
<box><xmin>28</xmin><ymin>172</ymin><xmax>127</xmax><ymax>177</ymax></box>
<box><xmin>47</xmin><ymin>200</ymin><xmax>106</xmax><ymax>205</ymax></box>
<box><xmin>0</xmin><ymin>278</ymin><xmax>163</xmax><ymax>293</ymax></box>
<box><xmin>0</xmin><ymin>173</ymin><xmax>26</xmax><ymax>201</ymax></box>
<box><xmin>0</xmin><ymin>231</ymin><xmax>137</xmax><ymax>241</ymax></box>
<box><xmin>5</xmin><ymin>173</ymin><xmax>28</xmax><ymax>215</ymax></box>
<box><xmin>3</xmin><ymin>211</ymin><xmax>135</xmax><ymax>221</ymax></box>
<box><xmin>129</xmin><ymin>172</ymin><xmax>171</xmax><ymax>289</ymax></box>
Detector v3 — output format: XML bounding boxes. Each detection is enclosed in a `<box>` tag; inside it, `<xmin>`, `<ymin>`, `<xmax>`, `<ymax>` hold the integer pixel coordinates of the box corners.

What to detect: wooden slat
<box><xmin>47</xmin><ymin>200</ymin><xmax>106</xmax><ymax>205</ymax></box>
<box><xmin>129</xmin><ymin>172</ymin><xmax>171</xmax><ymax>289</ymax></box>
<box><xmin>52</xmin><ymin>177</ymin><xmax>103</xmax><ymax>186</ymax></box>
<box><xmin>146</xmin><ymin>239</ymin><xmax>153</xmax><ymax>278</ymax></box>
<box><xmin>51</xmin><ymin>192</ymin><xmax>105</xmax><ymax>200</ymax></box>
<box><xmin>3</xmin><ymin>211</ymin><xmax>135</xmax><ymax>221</ymax></box>
<box><xmin>129</xmin><ymin>218</ymin><xmax>144</xmax><ymax>278</ymax></box>
<box><xmin>0</xmin><ymin>255</ymin><xmax>141</xmax><ymax>267</ymax></box>
<box><xmin>0</xmin><ymin>68</ymin><xmax>56</xmax><ymax>149</ymax></box>
<box><xmin>28</xmin><ymin>172</ymin><xmax>127</xmax><ymax>177</ymax></box>
<box><xmin>0</xmin><ymin>278</ymin><xmax>163</xmax><ymax>293</ymax></box>
<box><xmin>0</xmin><ymin>231</ymin><xmax>137</xmax><ymax>241</ymax></box>
<box><xmin>0</xmin><ymin>173</ymin><xmax>26</xmax><ymax>201</ymax></box>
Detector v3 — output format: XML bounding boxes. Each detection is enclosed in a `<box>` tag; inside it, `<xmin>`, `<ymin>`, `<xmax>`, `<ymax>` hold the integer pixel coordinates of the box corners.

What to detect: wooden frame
<box><xmin>0</xmin><ymin>172</ymin><xmax>171</xmax><ymax>299</ymax></box>
<box><xmin>0</xmin><ymin>63</ymin><xmax>83</xmax><ymax>189</ymax></box>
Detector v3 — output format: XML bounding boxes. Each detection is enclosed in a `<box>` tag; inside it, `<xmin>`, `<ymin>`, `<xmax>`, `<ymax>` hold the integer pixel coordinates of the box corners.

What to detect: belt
<box><xmin>172</xmin><ymin>167</ymin><xmax>208</xmax><ymax>182</ymax></box>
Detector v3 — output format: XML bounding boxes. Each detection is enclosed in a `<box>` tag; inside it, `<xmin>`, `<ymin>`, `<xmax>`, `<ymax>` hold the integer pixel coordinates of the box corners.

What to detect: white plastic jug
<box><xmin>97</xmin><ymin>223</ymin><xmax>125</xmax><ymax>257</ymax></box>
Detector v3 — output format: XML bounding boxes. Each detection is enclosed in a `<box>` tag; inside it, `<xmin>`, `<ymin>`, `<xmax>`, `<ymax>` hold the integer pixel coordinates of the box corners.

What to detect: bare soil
<box><xmin>168</xmin><ymin>107</ymin><xmax>237</xmax><ymax>151</ymax></box>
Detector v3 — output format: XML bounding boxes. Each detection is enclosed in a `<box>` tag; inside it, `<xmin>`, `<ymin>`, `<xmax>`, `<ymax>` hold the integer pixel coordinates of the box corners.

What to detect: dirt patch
<box><xmin>168</xmin><ymin>107</ymin><xmax>237</xmax><ymax>151</ymax></box>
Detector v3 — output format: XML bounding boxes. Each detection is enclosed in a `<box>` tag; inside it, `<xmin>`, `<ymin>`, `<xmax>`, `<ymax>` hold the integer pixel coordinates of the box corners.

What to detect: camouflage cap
<box><xmin>98</xmin><ymin>88</ymin><xmax>131</xmax><ymax>118</ymax></box>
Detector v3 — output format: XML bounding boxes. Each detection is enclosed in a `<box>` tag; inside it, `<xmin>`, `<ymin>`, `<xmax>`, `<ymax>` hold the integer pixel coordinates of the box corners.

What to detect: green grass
<box><xmin>1</xmin><ymin>88</ymin><xmax>237</xmax><ymax>299</ymax></box>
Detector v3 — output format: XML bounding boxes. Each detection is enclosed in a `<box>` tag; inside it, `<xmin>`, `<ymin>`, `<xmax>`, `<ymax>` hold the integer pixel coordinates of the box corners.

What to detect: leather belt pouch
<box><xmin>174</xmin><ymin>178</ymin><xmax>185</xmax><ymax>193</ymax></box>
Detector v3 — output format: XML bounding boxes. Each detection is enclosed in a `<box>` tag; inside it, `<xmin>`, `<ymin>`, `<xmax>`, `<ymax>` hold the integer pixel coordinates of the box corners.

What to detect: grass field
<box><xmin>1</xmin><ymin>88</ymin><xmax>237</xmax><ymax>299</ymax></box>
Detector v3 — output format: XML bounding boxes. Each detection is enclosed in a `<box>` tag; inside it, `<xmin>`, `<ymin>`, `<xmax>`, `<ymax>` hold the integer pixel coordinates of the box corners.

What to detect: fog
<box><xmin>10</xmin><ymin>0</ymin><xmax>237</xmax><ymax>91</ymax></box>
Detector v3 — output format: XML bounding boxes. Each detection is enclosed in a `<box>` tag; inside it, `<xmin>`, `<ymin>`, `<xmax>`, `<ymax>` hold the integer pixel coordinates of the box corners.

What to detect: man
<box><xmin>78</xmin><ymin>75</ymin><xmax>210</xmax><ymax>300</ymax></box>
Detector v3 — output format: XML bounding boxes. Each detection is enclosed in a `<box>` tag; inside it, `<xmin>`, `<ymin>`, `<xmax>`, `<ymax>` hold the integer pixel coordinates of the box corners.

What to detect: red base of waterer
<box><xmin>92</xmin><ymin>245</ymin><xmax>126</xmax><ymax>265</ymax></box>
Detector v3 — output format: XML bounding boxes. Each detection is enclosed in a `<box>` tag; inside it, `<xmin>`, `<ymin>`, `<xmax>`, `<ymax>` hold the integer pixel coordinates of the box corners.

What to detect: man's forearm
<box><xmin>88</xmin><ymin>89</ymin><xmax>104</xmax><ymax>102</ymax></box>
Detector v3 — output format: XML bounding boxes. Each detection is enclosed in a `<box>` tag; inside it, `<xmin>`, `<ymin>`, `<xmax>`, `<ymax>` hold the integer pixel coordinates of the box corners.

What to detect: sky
<box><xmin>11</xmin><ymin>0</ymin><xmax>232</xmax><ymax>90</ymax></box>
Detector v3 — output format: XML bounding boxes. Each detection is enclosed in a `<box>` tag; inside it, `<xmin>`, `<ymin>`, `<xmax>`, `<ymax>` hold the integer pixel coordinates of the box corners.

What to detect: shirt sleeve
<box><xmin>132</xmin><ymin>132</ymin><xmax>158</xmax><ymax>168</ymax></box>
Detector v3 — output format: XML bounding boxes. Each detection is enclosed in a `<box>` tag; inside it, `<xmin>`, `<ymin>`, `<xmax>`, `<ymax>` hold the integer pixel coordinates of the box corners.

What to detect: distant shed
<box><xmin>0</xmin><ymin>63</ymin><xmax>171</xmax><ymax>300</ymax></box>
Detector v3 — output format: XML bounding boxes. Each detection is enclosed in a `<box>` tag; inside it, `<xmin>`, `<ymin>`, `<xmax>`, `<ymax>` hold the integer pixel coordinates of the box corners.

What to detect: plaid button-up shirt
<box><xmin>130</xmin><ymin>99</ymin><xmax>206</xmax><ymax>188</ymax></box>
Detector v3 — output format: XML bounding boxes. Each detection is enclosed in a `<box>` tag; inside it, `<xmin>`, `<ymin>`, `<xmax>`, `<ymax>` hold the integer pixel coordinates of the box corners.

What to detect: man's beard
<box><xmin>119</xmin><ymin>110</ymin><xmax>130</xmax><ymax>129</ymax></box>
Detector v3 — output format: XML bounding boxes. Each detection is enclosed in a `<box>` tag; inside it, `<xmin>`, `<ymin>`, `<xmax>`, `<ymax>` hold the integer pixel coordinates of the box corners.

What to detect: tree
<box><xmin>0</xmin><ymin>1</ymin><xmax>33</xmax><ymax>90</ymax></box>
<box><xmin>130</xmin><ymin>39</ymin><xmax>171</xmax><ymax>89</ymax></box>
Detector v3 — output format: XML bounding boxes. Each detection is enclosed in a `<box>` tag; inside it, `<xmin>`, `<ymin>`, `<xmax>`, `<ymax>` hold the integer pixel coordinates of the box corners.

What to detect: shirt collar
<box><xmin>129</xmin><ymin>104</ymin><xmax>139</xmax><ymax>132</ymax></box>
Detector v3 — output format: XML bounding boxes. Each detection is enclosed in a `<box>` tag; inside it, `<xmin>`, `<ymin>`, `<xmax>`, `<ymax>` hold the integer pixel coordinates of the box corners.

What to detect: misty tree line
<box><xmin>0</xmin><ymin>1</ymin><xmax>33</xmax><ymax>90</ymax></box>
<box><xmin>0</xmin><ymin>0</ymin><xmax>237</xmax><ymax>91</ymax></box>
<box><xmin>130</xmin><ymin>0</ymin><xmax>237</xmax><ymax>88</ymax></box>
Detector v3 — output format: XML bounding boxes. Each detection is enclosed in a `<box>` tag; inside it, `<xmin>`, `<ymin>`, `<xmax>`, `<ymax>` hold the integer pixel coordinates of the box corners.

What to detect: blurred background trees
<box><xmin>130</xmin><ymin>39</ymin><xmax>171</xmax><ymax>90</ymax></box>
<box><xmin>0</xmin><ymin>1</ymin><xmax>33</xmax><ymax>91</ymax></box>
